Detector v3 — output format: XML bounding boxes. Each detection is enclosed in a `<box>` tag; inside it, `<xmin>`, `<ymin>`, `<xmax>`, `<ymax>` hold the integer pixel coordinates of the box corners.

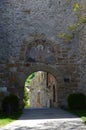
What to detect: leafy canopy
<box><xmin>25</xmin><ymin>73</ymin><xmax>35</xmax><ymax>86</ymax></box>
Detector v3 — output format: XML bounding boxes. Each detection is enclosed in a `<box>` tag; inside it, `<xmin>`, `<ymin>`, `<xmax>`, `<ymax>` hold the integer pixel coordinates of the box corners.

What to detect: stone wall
<box><xmin>29</xmin><ymin>71</ymin><xmax>48</xmax><ymax>108</ymax></box>
<box><xmin>29</xmin><ymin>71</ymin><xmax>58</xmax><ymax>108</ymax></box>
<box><xmin>0</xmin><ymin>0</ymin><xmax>86</xmax><ymax>108</ymax></box>
<box><xmin>47</xmin><ymin>73</ymin><xmax>58</xmax><ymax>107</ymax></box>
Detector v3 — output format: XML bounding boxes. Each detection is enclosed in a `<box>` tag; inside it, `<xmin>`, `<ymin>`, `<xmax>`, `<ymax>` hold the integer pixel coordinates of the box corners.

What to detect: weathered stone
<box><xmin>0</xmin><ymin>87</ymin><xmax>7</xmax><ymax>92</ymax></box>
<box><xmin>0</xmin><ymin>0</ymin><xmax>86</xmax><ymax>108</ymax></box>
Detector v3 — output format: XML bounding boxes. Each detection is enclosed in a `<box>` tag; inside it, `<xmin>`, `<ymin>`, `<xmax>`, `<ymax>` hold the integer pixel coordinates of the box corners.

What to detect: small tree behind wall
<box><xmin>23</xmin><ymin>87</ymin><xmax>29</xmax><ymax>108</ymax></box>
<box><xmin>24</xmin><ymin>73</ymin><xmax>36</xmax><ymax>108</ymax></box>
<box><xmin>58</xmin><ymin>3</ymin><xmax>86</xmax><ymax>43</ymax></box>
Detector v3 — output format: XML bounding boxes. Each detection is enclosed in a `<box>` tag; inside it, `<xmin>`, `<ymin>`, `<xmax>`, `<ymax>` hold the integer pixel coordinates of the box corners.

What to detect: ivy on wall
<box><xmin>25</xmin><ymin>73</ymin><xmax>35</xmax><ymax>86</ymax></box>
<box><xmin>58</xmin><ymin>3</ymin><xmax>86</xmax><ymax>43</ymax></box>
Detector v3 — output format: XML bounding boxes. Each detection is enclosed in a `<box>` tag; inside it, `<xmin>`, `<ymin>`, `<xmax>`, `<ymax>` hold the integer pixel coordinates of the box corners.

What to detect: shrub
<box><xmin>23</xmin><ymin>87</ymin><xmax>29</xmax><ymax>108</ymax></box>
<box><xmin>2</xmin><ymin>94</ymin><xmax>19</xmax><ymax>115</ymax></box>
<box><xmin>67</xmin><ymin>93</ymin><xmax>86</xmax><ymax>110</ymax></box>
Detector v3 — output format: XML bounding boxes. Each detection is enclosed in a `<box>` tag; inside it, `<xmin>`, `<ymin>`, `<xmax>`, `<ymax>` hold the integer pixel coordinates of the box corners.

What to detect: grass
<box><xmin>0</xmin><ymin>110</ymin><xmax>22</xmax><ymax>128</ymax></box>
<box><xmin>66</xmin><ymin>109</ymin><xmax>86</xmax><ymax>124</ymax></box>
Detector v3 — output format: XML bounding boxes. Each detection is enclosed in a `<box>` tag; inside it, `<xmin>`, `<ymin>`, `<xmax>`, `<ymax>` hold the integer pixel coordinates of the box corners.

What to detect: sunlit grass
<box><xmin>0</xmin><ymin>110</ymin><xmax>22</xmax><ymax>128</ymax></box>
<box><xmin>0</xmin><ymin>118</ymin><xmax>13</xmax><ymax>128</ymax></box>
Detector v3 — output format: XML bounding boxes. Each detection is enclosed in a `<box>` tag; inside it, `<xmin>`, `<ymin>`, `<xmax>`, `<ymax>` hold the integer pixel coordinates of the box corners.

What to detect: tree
<box><xmin>24</xmin><ymin>73</ymin><xmax>36</xmax><ymax>107</ymax></box>
<box><xmin>58</xmin><ymin>3</ymin><xmax>86</xmax><ymax>43</ymax></box>
<box><xmin>25</xmin><ymin>73</ymin><xmax>35</xmax><ymax>86</ymax></box>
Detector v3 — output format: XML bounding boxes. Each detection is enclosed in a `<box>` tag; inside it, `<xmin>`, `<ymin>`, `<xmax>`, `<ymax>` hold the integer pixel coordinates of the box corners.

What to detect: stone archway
<box><xmin>9</xmin><ymin>35</ymin><xmax>77</xmax><ymax>106</ymax></box>
<box><xmin>15</xmin><ymin>35</ymin><xmax>61</xmax><ymax>108</ymax></box>
<box><xmin>24</xmin><ymin>65</ymin><xmax>59</xmax><ymax>108</ymax></box>
<box><xmin>7</xmin><ymin>34</ymin><xmax>79</xmax><ymax>109</ymax></box>
<box><xmin>15</xmin><ymin>64</ymin><xmax>59</xmax><ymax>108</ymax></box>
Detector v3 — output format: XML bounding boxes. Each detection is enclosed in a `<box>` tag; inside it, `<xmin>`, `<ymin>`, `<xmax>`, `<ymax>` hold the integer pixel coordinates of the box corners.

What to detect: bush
<box><xmin>2</xmin><ymin>94</ymin><xmax>19</xmax><ymax>115</ymax></box>
<box><xmin>67</xmin><ymin>93</ymin><xmax>86</xmax><ymax>110</ymax></box>
<box><xmin>23</xmin><ymin>87</ymin><xmax>29</xmax><ymax>108</ymax></box>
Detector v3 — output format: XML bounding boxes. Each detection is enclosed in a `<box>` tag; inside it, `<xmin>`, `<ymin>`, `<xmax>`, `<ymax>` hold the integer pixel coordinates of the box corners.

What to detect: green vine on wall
<box><xmin>58</xmin><ymin>3</ymin><xmax>86</xmax><ymax>43</ymax></box>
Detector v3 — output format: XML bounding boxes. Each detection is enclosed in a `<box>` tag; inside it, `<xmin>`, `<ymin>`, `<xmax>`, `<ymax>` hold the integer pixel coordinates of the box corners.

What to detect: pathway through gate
<box><xmin>1</xmin><ymin>108</ymin><xmax>86</xmax><ymax>130</ymax></box>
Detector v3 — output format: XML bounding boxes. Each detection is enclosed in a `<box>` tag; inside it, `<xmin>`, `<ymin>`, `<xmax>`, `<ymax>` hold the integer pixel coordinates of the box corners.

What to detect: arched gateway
<box><xmin>10</xmin><ymin>36</ymin><xmax>61</xmax><ymax>108</ymax></box>
<box><xmin>0</xmin><ymin>34</ymin><xmax>83</xmax><ymax>109</ymax></box>
<box><xmin>1</xmin><ymin>34</ymin><xmax>78</xmax><ymax>109</ymax></box>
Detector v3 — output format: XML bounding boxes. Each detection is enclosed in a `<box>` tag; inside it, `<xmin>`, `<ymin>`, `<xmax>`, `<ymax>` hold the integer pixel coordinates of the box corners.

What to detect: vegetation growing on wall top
<box><xmin>58</xmin><ymin>3</ymin><xmax>86</xmax><ymax>43</ymax></box>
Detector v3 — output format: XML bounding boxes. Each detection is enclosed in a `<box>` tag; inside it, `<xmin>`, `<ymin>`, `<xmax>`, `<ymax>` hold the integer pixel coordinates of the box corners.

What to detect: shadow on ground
<box><xmin>19</xmin><ymin>108</ymin><xmax>78</xmax><ymax>120</ymax></box>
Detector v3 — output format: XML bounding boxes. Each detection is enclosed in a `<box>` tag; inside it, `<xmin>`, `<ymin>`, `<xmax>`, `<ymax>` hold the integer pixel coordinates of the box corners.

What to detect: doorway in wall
<box><xmin>24</xmin><ymin>71</ymin><xmax>58</xmax><ymax>108</ymax></box>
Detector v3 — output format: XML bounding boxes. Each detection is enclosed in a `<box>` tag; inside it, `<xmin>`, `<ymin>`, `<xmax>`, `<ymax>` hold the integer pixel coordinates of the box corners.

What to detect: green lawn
<box><xmin>0</xmin><ymin>111</ymin><xmax>22</xmax><ymax>128</ymax></box>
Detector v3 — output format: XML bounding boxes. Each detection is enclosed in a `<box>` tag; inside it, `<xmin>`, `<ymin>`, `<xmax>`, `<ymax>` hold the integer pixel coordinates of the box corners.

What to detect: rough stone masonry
<box><xmin>0</xmin><ymin>0</ymin><xmax>86</xmax><ymax>108</ymax></box>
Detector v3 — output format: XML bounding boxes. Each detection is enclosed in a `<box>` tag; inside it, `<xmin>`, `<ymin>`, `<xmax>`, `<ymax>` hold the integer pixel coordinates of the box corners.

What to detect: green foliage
<box><xmin>57</xmin><ymin>3</ymin><xmax>86</xmax><ymax>43</ymax></box>
<box><xmin>25</xmin><ymin>73</ymin><xmax>35</xmax><ymax>86</ymax></box>
<box><xmin>69</xmin><ymin>24</ymin><xmax>77</xmax><ymax>32</ymax></box>
<box><xmin>23</xmin><ymin>87</ymin><xmax>28</xmax><ymax>101</ymax></box>
<box><xmin>24</xmin><ymin>73</ymin><xmax>36</xmax><ymax>107</ymax></box>
<box><xmin>67</xmin><ymin>93</ymin><xmax>86</xmax><ymax>110</ymax></box>
<box><xmin>58</xmin><ymin>33</ymin><xmax>72</xmax><ymax>42</ymax></box>
<box><xmin>58</xmin><ymin>33</ymin><xmax>65</xmax><ymax>38</ymax></box>
<box><xmin>72</xmin><ymin>3</ymin><xmax>82</xmax><ymax>12</ymax></box>
<box><xmin>2</xmin><ymin>94</ymin><xmax>19</xmax><ymax>115</ymax></box>
<box><xmin>23</xmin><ymin>100</ymin><xmax>29</xmax><ymax>108</ymax></box>
<box><xmin>0</xmin><ymin>110</ymin><xmax>22</xmax><ymax>128</ymax></box>
<box><xmin>23</xmin><ymin>87</ymin><xmax>29</xmax><ymax>108</ymax></box>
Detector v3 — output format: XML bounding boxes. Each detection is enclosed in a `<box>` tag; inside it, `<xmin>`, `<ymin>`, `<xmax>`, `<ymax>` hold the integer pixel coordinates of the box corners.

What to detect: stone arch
<box><xmin>24</xmin><ymin>64</ymin><xmax>59</xmax><ymax>81</ymax></box>
<box><xmin>13</xmin><ymin>34</ymin><xmax>61</xmax><ymax>108</ymax></box>
<box><xmin>18</xmin><ymin>34</ymin><xmax>60</xmax><ymax>91</ymax></box>
<box><xmin>19</xmin><ymin>64</ymin><xmax>59</xmax><ymax>108</ymax></box>
<box><xmin>16</xmin><ymin>64</ymin><xmax>60</xmax><ymax>92</ymax></box>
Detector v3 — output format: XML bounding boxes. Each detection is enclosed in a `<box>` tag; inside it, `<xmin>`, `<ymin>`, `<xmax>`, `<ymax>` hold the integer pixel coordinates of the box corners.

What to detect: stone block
<box><xmin>0</xmin><ymin>87</ymin><xmax>7</xmax><ymax>92</ymax></box>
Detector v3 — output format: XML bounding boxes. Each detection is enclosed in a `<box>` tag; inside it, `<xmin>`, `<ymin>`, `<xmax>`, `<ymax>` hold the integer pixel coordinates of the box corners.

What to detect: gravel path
<box><xmin>0</xmin><ymin>108</ymin><xmax>86</xmax><ymax>130</ymax></box>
